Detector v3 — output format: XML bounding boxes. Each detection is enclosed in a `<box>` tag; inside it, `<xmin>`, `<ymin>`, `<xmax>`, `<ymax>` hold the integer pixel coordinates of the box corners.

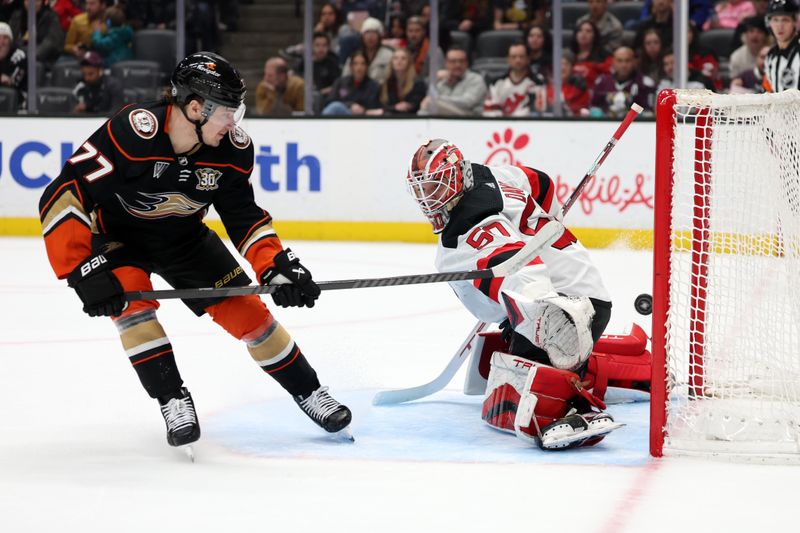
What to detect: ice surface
<box><xmin>0</xmin><ymin>238</ymin><xmax>796</xmax><ymax>532</ymax></box>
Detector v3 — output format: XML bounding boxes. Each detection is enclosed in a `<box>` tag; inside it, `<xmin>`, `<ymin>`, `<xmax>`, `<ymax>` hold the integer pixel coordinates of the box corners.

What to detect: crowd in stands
<box><xmin>0</xmin><ymin>0</ymin><xmax>787</xmax><ymax>116</ymax></box>
<box><xmin>264</xmin><ymin>0</ymin><xmax>781</xmax><ymax>118</ymax></box>
<box><xmin>0</xmin><ymin>0</ymin><xmax>238</xmax><ymax>112</ymax></box>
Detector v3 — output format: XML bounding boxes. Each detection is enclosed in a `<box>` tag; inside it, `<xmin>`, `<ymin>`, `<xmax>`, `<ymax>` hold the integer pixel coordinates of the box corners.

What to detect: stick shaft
<box><xmin>126</xmin><ymin>215</ymin><xmax>563</xmax><ymax>301</ymax></box>
<box><xmin>559</xmin><ymin>104</ymin><xmax>643</xmax><ymax>219</ymax></box>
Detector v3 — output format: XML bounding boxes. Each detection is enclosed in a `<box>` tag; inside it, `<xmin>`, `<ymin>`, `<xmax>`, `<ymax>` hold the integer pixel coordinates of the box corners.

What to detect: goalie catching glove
<box><xmin>501</xmin><ymin>290</ymin><xmax>595</xmax><ymax>372</ymax></box>
<box><xmin>260</xmin><ymin>248</ymin><xmax>321</xmax><ymax>308</ymax></box>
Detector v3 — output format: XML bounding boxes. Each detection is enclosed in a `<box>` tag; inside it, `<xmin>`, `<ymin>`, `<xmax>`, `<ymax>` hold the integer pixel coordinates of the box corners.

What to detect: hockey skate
<box><xmin>158</xmin><ymin>387</ymin><xmax>201</xmax><ymax>459</ymax></box>
<box><xmin>539</xmin><ymin>410</ymin><xmax>624</xmax><ymax>450</ymax></box>
<box><xmin>294</xmin><ymin>386</ymin><xmax>354</xmax><ymax>441</ymax></box>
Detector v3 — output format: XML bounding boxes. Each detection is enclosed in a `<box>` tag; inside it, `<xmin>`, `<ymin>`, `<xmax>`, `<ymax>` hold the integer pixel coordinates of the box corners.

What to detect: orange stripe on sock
<box><xmin>131</xmin><ymin>349</ymin><xmax>172</xmax><ymax>366</ymax></box>
<box><xmin>264</xmin><ymin>346</ymin><xmax>300</xmax><ymax>374</ymax></box>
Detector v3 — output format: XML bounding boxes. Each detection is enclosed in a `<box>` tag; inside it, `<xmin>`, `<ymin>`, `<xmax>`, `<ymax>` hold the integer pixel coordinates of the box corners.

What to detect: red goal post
<box><xmin>652</xmin><ymin>88</ymin><xmax>800</xmax><ymax>462</ymax></box>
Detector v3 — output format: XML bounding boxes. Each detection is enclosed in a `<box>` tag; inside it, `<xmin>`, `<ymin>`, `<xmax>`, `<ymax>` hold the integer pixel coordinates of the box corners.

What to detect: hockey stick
<box><xmin>558</xmin><ymin>103</ymin><xmax>644</xmax><ymax>220</ymax></box>
<box><xmin>371</xmin><ymin>104</ymin><xmax>644</xmax><ymax>405</ymax></box>
<box><xmin>124</xmin><ymin>219</ymin><xmax>563</xmax><ymax>301</ymax></box>
<box><xmin>371</xmin><ymin>320</ymin><xmax>489</xmax><ymax>406</ymax></box>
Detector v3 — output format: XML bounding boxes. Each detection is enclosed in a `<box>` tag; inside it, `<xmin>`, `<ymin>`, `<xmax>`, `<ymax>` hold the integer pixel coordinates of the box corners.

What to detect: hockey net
<box><xmin>651</xmin><ymin>89</ymin><xmax>800</xmax><ymax>461</ymax></box>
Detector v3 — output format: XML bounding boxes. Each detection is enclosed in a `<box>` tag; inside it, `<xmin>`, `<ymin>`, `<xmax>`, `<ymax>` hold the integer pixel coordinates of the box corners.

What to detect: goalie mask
<box><xmin>406</xmin><ymin>139</ymin><xmax>474</xmax><ymax>233</ymax></box>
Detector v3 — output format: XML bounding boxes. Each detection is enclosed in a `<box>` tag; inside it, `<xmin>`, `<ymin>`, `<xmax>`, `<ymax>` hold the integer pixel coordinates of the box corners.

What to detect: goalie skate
<box><xmin>294</xmin><ymin>386</ymin><xmax>354</xmax><ymax>441</ymax></box>
<box><xmin>540</xmin><ymin>411</ymin><xmax>624</xmax><ymax>450</ymax></box>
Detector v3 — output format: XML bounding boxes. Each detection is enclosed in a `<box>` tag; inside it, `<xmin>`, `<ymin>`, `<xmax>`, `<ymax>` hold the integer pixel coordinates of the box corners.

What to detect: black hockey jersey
<box><xmin>39</xmin><ymin>101</ymin><xmax>282</xmax><ymax>280</ymax></box>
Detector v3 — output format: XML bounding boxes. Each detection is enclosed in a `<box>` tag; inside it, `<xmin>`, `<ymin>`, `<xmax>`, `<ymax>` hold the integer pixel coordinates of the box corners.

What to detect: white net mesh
<box><xmin>664</xmin><ymin>89</ymin><xmax>800</xmax><ymax>459</ymax></box>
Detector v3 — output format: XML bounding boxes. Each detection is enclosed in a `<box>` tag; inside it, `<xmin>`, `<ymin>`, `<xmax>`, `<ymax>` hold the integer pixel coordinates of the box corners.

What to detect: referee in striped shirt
<box><xmin>764</xmin><ymin>0</ymin><xmax>800</xmax><ymax>92</ymax></box>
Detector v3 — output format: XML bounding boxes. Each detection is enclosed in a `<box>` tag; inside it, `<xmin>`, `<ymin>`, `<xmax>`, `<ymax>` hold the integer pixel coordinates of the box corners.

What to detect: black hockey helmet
<box><xmin>766</xmin><ymin>0</ymin><xmax>799</xmax><ymax>20</ymax></box>
<box><xmin>171</xmin><ymin>51</ymin><xmax>246</xmax><ymax>109</ymax></box>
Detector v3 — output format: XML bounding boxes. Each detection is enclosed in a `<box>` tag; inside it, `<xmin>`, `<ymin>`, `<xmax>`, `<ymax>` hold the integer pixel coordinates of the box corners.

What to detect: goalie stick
<box><xmin>372</xmin><ymin>103</ymin><xmax>644</xmax><ymax>405</ymax></box>
<box><xmin>371</xmin><ymin>321</ymin><xmax>489</xmax><ymax>405</ymax></box>
<box><xmin>124</xmin><ymin>219</ymin><xmax>563</xmax><ymax>302</ymax></box>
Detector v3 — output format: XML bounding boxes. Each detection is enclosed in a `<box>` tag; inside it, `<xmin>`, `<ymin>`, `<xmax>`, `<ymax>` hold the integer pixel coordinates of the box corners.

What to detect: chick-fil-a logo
<box><xmin>482</xmin><ymin>128</ymin><xmax>653</xmax><ymax>214</ymax></box>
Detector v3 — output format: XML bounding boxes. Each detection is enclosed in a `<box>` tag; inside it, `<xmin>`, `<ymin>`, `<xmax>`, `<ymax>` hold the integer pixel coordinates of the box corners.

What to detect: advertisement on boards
<box><xmin>0</xmin><ymin>115</ymin><xmax>655</xmax><ymax>240</ymax></box>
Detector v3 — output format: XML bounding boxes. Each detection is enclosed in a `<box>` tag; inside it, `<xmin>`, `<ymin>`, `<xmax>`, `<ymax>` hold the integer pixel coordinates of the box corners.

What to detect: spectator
<box><xmin>367</xmin><ymin>47</ymin><xmax>426</xmax><ymax>115</ymax></box>
<box><xmin>297</xmin><ymin>32</ymin><xmax>341</xmax><ymax>96</ymax></box>
<box><xmin>657</xmin><ymin>48</ymin><xmax>715</xmax><ymax>92</ymax></box>
<box><xmin>316</xmin><ymin>3</ymin><xmax>343</xmax><ymax>54</ymax></box>
<box><xmin>91</xmin><ymin>6</ymin><xmax>132</xmax><ymax>67</ymax></box>
<box><xmin>688</xmin><ymin>22</ymin><xmax>721</xmax><ymax>89</ymax></box>
<box><xmin>704</xmin><ymin>0</ymin><xmax>756</xmax><ymax>30</ymax></box>
<box><xmin>544</xmin><ymin>50</ymin><xmax>590</xmax><ymax>117</ymax></box>
<box><xmin>483</xmin><ymin>42</ymin><xmax>544</xmax><ymax>117</ymax></box>
<box><xmin>492</xmin><ymin>0</ymin><xmax>545</xmax><ymax>30</ymax></box>
<box><xmin>123</xmin><ymin>0</ymin><xmax>170</xmax><ymax>31</ymax></box>
<box><xmin>51</xmin><ymin>0</ymin><xmax>81</xmax><ymax>32</ymax></box>
<box><xmin>256</xmin><ymin>57</ymin><xmax>305</xmax><ymax>116</ymax></box>
<box><xmin>526</xmin><ymin>23</ymin><xmax>552</xmax><ymax>80</ymax></box>
<box><xmin>72</xmin><ymin>50</ymin><xmax>123</xmax><ymax>114</ymax></box>
<box><xmin>1</xmin><ymin>0</ymin><xmax>22</xmax><ymax>23</ymax></box>
<box><xmin>638</xmin><ymin>28</ymin><xmax>665</xmax><ymax>82</ymax></box>
<box><xmin>442</xmin><ymin>0</ymin><xmax>494</xmax><ymax>39</ymax></box>
<box><xmin>577</xmin><ymin>0</ymin><xmax>624</xmax><ymax>52</ymax></box>
<box><xmin>342</xmin><ymin>17</ymin><xmax>394</xmax><ymax>83</ymax></box>
<box><xmin>419</xmin><ymin>45</ymin><xmax>487</xmax><ymax>116</ymax></box>
<box><xmin>728</xmin><ymin>16</ymin><xmax>769</xmax><ymax>78</ymax></box>
<box><xmin>591</xmin><ymin>46</ymin><xmax>655</xmax><ymax>117</ymax></box>
<box><xmin>218</xmin><ymin>0</ymin><xmax>239</xmax><ymax>33</ymax></box>
<box><xmin>405</xmin><ymin>15</ymin><xmax>443</xmax><ymax>79</ymax></box>
<box><xmin>570</xmin><ymin>20</ymin><xmax>612</xmax><ymax>87</ymax></box>
<box><xmin>64</xmin><ymin>0</ymin><xmax>105</xmax><ymax>59</ymax></box>
<box><xmin>185</xmin><ymin>0</ymin><xmax>219</xmax><ymax>54</ymax></box>
<box><xmin>385</xmin><ymin>14</ymin><xmax>406</xmax><ymax>49</ymax></box>
<box><xmin>322</xmin><ymin>50</ymin><xmax>381</xmax><ymax>115</ymax></box>
<box><xmin>633</xmin><ymin>0</ymin><xmax>712</xmax><ymax>30</ymax></box>
<box><xmin>732</xmin><ymin>0</ymin><xmax>769</xmax><ymax>49</ymax></box>
<box><xmin>8</xmin><ymin>0</ymin><xmax>64</xmax><ymax>66</ymax></box>
<box><xmin>729</xmin><ymin>44</ymin><xmax>769</xmax><ymax>93</ymax></box>
<box><xmin>0</xmin><ymin>21</ymin><xmax>25</xmax><ymax>108</ymax></box>
<box><xmin>634</xmin><ymin>0</ymin><xmax>673</xmax><ymax>48</ymax></box>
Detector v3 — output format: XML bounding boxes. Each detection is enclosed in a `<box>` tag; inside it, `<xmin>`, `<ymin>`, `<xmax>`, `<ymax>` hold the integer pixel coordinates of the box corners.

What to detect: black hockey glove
<box><xmin>260</xmin><ymin>248</ymin><xmax>321</xmax><ymax>308</ymax></box>
<box><xmin>67</xmin><ymin>253</ymin><xmax>126</xmax><ymax>317</ymax></box>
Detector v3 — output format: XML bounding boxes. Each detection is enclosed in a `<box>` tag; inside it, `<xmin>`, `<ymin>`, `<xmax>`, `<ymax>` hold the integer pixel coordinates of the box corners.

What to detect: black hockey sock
<box><xmin>129</xmin><ymin>344</ymin><xmax>184</xmax><ymax>399</ymax></box>
<box><xmin>261</xmin><ymin>347</ymin><xmax>320</xmax><ymax>398</ymax></box>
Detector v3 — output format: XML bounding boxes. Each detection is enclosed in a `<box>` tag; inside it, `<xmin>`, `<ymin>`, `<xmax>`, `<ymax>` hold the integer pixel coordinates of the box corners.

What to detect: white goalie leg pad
<box><xmin>501</xmin><ymin>290</ymin><xmax>595</xmax><ymax>372</ymax></box>
<box><xmin>482</xmin><ymin>352</ymin><xmax>540</xmax><ymax>444</ymax></box>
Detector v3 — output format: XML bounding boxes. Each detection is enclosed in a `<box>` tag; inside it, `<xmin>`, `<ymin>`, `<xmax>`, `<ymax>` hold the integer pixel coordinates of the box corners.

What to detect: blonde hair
<box><xmin>380</xmin><ymin>48</ymin><xmax>416</xmax><ymax>105</ymax></box>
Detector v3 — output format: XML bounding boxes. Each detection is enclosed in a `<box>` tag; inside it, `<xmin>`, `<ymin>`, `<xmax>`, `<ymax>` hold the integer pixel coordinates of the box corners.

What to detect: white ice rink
<box><xmin>0</xmin><ymin>237</ymin><xmax>796</xmax><ymax>532</ymax></box>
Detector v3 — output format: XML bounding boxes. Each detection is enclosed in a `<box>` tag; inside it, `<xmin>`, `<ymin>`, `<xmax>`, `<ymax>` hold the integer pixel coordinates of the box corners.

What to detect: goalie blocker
<box><xmin>482</xmin><ymin>352</ymin><xmax>624</xmax><ymax>449</ymax></box>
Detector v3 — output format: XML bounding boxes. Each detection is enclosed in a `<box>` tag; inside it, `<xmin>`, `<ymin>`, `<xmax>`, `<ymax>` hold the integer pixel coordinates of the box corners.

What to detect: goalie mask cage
<box><xmin>651</xmin><ymin>88</ymin><xmax>800</xmax><ymax>462</ymax></box>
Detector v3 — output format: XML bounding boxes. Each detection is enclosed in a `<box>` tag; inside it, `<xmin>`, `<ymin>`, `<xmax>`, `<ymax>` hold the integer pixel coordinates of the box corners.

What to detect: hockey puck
<box><xmin>634</xmin><ymin>293</ymin><xmax>653</xmax><ymax>315</ymax></box>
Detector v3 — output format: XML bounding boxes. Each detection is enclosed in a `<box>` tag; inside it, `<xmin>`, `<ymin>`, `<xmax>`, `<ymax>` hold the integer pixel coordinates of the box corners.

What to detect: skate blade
<box><xmin>179</xmin><ymin>444</ymin><xmax>195</xmax><ymax>462</ymax></box>
<box><xmin>331</xmin><ymin>427</ymin><xmax>355</xmax><ymax>443</ymax></box>
<box><xmin>542</xmin><ymin>422</ymin><xmax>625</xmax><ymax>449</ymax></box>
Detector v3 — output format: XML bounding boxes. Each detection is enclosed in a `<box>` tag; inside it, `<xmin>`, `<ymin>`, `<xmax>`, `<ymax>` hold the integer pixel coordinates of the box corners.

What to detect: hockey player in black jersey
<box><xmin>38</xmin><ymin>52</ymin><xmax>352</xmax><ymax>452</ymax></box>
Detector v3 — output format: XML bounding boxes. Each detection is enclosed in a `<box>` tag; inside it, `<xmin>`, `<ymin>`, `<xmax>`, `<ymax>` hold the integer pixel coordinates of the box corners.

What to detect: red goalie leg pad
<box><xmin>529</xmin><ymin>365</ymin><xmax>586</xmax><ymax>428</ymax></box>
<box><xmin>584</xmin><ymin>324</ymin><xmax>651</xmax><ymax>400</ymax></box>
<box><xmin>477</xmin><ymin>331</ymin><xmax>510</xmax><ymax>381</ymax></box>
<box><xmin>481</xmin><ymin>383</ymin><xmax>521</xmax><ymax>432</ymax></box>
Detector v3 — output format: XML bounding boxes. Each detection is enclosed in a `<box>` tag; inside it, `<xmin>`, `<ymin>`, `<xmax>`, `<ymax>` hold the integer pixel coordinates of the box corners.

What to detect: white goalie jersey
<box><xmin>435</xmin><ymin>163</ymin><xmax>610</xmax><ymax>323</ymax></box>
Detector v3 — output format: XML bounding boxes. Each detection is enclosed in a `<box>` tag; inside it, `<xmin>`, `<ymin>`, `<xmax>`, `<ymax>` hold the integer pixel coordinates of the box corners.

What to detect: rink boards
<box><xmin>0</xmin><ymin>115</ymin><xmax>656</xmax><ymax>248</ymax></box>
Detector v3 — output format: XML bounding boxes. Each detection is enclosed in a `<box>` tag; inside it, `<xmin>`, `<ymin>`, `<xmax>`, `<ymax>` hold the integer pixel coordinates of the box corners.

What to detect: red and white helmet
<box><xmin>406</xmin><ymin>139</ymin><xmax>473</xmax><ymax>233</ymax></box>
